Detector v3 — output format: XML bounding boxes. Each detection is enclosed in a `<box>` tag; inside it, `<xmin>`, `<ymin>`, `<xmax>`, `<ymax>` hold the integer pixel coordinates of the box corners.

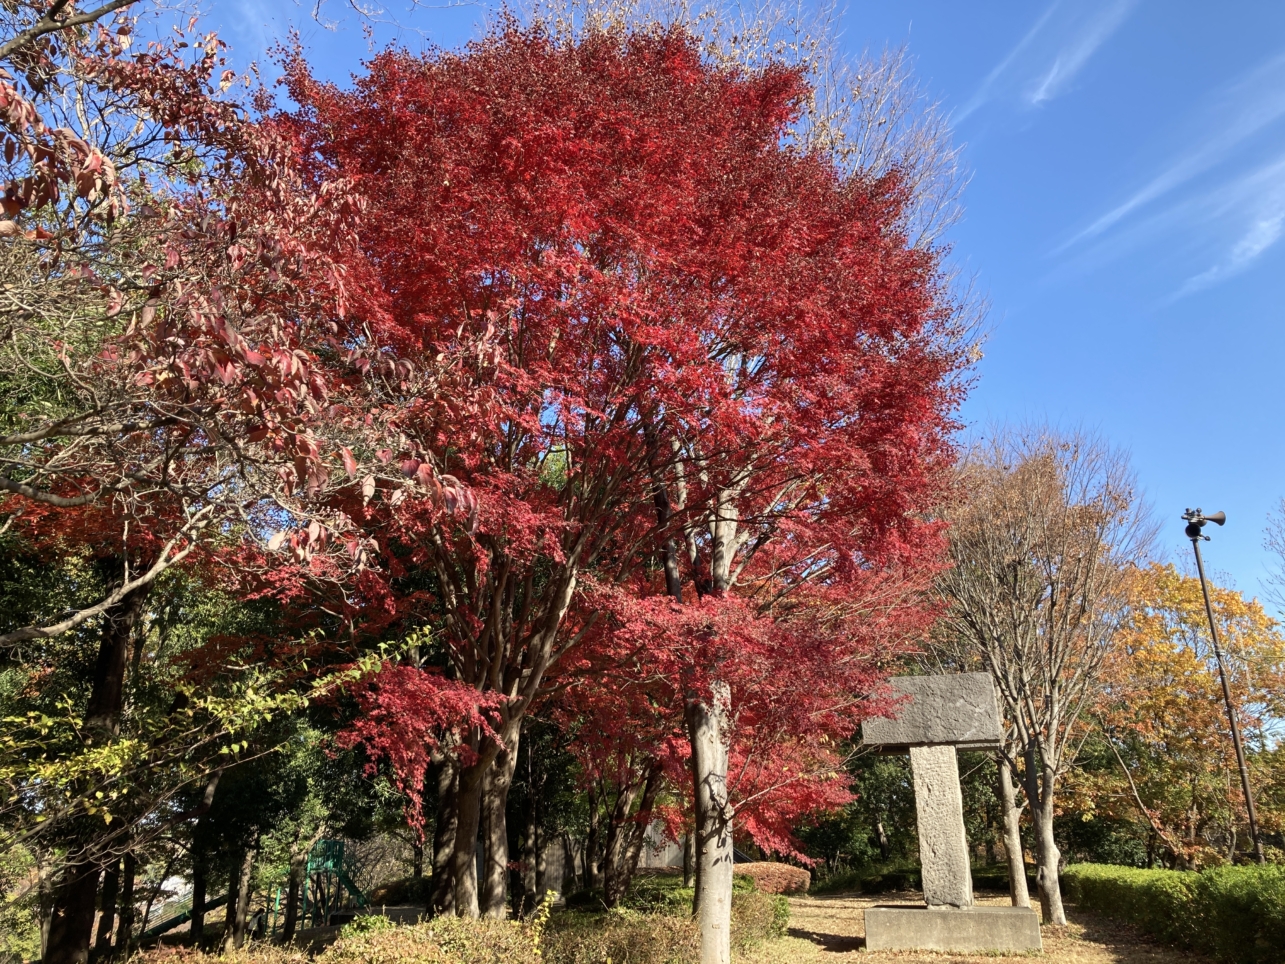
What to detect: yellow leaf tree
<box><xmin>1089</xmin><ymin>563</ymin><xmax>1285</xmax><ymax>867</ymax></box>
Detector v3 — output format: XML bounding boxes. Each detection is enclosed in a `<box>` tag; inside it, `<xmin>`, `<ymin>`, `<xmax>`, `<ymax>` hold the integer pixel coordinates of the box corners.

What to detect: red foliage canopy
<box><xmin>336</xmin><ymin>662</ymin><xmax>499</xmax><ymax>834</ymax></box>
<box><xmin>273</xmin><ymin>21</ymin><xmax>969</xmax><ymax>838</ymax></box>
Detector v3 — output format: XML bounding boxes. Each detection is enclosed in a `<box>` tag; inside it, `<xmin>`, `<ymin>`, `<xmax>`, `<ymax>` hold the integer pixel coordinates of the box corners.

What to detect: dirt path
<box><xmin>741</xmin><ymin>892</ymin><xmax>1209</xmax><ymax>963</ymax></box>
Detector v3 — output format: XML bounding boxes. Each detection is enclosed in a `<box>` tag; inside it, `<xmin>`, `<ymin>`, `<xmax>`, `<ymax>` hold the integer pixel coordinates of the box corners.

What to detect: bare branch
<box><xmin>0</xmin><ymin>0</ymin><xmax>138</xmax><ymax>63</ymax></box>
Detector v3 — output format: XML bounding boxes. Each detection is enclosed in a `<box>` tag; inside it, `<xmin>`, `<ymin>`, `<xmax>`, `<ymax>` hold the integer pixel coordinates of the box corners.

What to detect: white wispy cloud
<box><xmin>955</xmin><ymin>0</ymin><xmax>1135</xmax><ymax>123</ymax></box>
<box><xmin>1026</xmin><ymin>0</ymin><xmax>1137</xmax><ymax>106</ymax></box>
<box><xmin>955</xmin><ymin>3</ymin><xmax>1060</xmax><ymax>123</ymax></box>
<box><xmin>1172</xmin><ymin>155</ymin><xmax>1285</xmax><ymax>298</ymax></box>
<box><xmin>1058</xmin><ymin>51</ymin><xmax>1285</xmax><ymax>252</ymax></box>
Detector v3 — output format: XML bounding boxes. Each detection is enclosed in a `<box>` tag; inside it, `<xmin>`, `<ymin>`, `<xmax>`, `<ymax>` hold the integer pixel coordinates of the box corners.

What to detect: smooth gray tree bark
<box><xmin>688</xmin><ymin>682</ymin><xmax>733</xmax><ymax>964</ymax></box>
<box><xmin>997</xmin><ymin>758</ymin><xmax>1030</xmax><ymax>908</ymax></box>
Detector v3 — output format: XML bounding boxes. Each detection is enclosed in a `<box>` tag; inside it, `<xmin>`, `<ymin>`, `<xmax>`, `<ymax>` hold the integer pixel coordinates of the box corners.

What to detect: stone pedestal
<box><xmin>864</xmin><ymin>905</ymin><xmax>1043</xmax><ymax>953</ymax></box>
<box><xmin>861</xmin><ymin>674</ymin><xmax>1040</xmax><ymax>955</ymax></box>
<box><xmin>909</xmin><ymin>744</ymin><xmax>973</xmax><ymax>907</ymax></box>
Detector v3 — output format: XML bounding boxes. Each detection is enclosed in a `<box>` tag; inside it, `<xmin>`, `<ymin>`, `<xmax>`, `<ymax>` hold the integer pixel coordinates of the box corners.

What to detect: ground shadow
<box><xmin>787</xmin><ymin>926</ymin><xmax>865</xmax><ymax>953</ymax></box>
<box><xmin>1063</xmin><ymin>904</ymin><xmax>1200</xmax><ymax>959</ymax></box>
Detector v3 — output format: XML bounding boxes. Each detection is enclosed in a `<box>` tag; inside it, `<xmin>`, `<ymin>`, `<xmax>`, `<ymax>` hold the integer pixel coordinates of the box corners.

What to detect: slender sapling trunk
<box><xmin>997</xmin><ymin>757</ymin><xmax>1030</xmax><ymax>908</ymax></box>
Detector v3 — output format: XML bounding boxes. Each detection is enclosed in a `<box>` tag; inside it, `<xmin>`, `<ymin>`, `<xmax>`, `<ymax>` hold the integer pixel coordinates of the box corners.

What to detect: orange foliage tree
<box><xmin>1086</xmin><ymin>563</ymin><xmax>1285</xmax><ymax>867</ymax></box>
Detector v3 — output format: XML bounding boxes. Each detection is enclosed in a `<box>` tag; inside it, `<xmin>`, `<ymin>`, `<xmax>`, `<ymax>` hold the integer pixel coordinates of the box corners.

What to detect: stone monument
<box><xmin>860</xmin><ymin>673</ymin><xmax>1042</xmax><ymax>953</ymax></box>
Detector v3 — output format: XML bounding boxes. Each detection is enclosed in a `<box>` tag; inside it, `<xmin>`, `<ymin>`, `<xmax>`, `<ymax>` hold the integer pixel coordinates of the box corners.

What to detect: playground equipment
<box><xmin>298</xmin><ymin>839</ymin><xmax>368</xmax><ymax>928</ymax></box>
<box><xmin>136</xmin><ymin>838</ymin><xmax>369</xmax><ymax>943</ymax></box>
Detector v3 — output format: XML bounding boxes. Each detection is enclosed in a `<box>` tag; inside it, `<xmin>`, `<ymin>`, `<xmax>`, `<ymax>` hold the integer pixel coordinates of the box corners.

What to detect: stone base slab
<box><xmin>864</xmin><ymin>905</ymin><xmax>1042</xmax><ymax>954</ymax></box>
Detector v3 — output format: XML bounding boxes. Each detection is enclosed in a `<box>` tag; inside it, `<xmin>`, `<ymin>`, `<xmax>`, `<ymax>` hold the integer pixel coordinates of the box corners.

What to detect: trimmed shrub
<box><xmin>139</xmin><ymin>916</ymin><xmax>543</xmax><ymax>964</ymax></box>
<box><xmin>970</xmin><ymin>865</ymin><xmax>1037</xmax><ymax>894</ymax></box>
<box><xmin>140</xmin><ymin>878</ymin><xmax>791</xmax><ymax>964</ymax></box>
<box><xmin>735</xmin><ymin>862</ymin><xmax>811</xmax><ymax>895</ymax></box>
<box><xmin>325</xmin><ymin>916</ymin><xmax>542</xmax><ymax>964</ymax></box>
<box><xmin>1063</xmin><ymin>862</ymin><xmax>1285</xmax><ymax>964</ymax></box>
<box><xmin>545</xmin><ymin>908</ymin><xmax>698</xmax><ymax>964</ymax></box>
<box><xmin>139</xmin><ymin>949</ymin><xmax>308</xmax><ymax>964</ymax></box>
<box><xmin>546</xmin><ymin>881</ymin><xmax>790</xmax><ymax>963</ymax></box>
<box><xmin>732</xmin><ymin>890</ymin><xmax>791</xmax><ymax>944</ymax></box>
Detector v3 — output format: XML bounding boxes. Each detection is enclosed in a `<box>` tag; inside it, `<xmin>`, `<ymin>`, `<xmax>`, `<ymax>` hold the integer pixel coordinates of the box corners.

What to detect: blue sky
<box><xmin>211</xmin><ymin>0</ymin><xmax>1285</xmax><ymax>601</ymax></box>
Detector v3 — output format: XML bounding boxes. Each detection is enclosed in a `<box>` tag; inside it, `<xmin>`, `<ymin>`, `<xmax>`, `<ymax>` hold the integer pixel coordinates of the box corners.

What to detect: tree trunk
<box><xmin>451</xmin><ymin>760</ymin><xmax>485</xmax><ymax>918</ymax></box>
<box><xmin>94</xmin><ymin>858</ymin><xmax>120</xmax><ymax>954</ymax></box>
<box><xmin>117</xmin><ymin>853</ymin><xmax>135</xmax><ymax>955</ymax></box>
<box><xmin>190</xmin><ymin>853</ymin><xmax>208</xmax><ymax>949</ymax></box>
<box><xmin>683</xmin><ymin>833</ymin><xmax>695</xmax><ymax>888</ymax></box>
<box><xmin>480</xmin><ymin>739</ymin><xmax>519</xmax><ymax>919</ymax></box>
<box><xmin>431</xmin><ymin>755</ymin><xmax>459</xmax><ymax>916</ymax></box>
<box><xmin>83</xmin><ymin>585</ymin><xmax>148</xmax><ymax>737</ymax></box>
<box><xmin>619</xmin><ymin>767</ymin><xmax>663</xmax><ymax>888</ymax></box>
<box><xmin>562</xmin><ymin>833</ymin><xmax>578</xmax><ymax>893</ymax></box>
<box><xmin>688</xmin><ymin>682</ymin><xmax>733</xmax><ymax>964</ymax></box>
<box><xmin>522</xmin><ymin>798</ymin><xmax>538</xmax><ymax>916</ymax></box>
<box><xmin>585</xmin><ymin>786</ymin><xmax>598</xmax><ymax>889</ymax></box>
<box><xmin>280</xmin><ymin>848</ymin><xmax>307</xmax><ymax>943</ymax></box>
<box><xmin>223</xmin><ymin>845</ymin><xmax>256</xmax><ymax>951</ymax></box>
<box><xmin>236</xmin><ymin>846</ymin><xmax>256</xmax><ymax>945</ymax></box>
<box><xmin>412</xmin><ymin>841</ymin><xmax>424</xmax><ymax>879</ymax></box>
<box><xmin>875</xmin><ymin>818</ymin><xmax>891</xmax><ymax>862</ymax></box>
<box><xmin>603</xmin><ymin>765</ymin><xmax>663</xmax><ymax>907</ymax></box>
<box><xmin>1021</xmin><ymin>748</ymin><xmax>1064</xmax><ymax>926</ymax></box>
<box><xmin>1033</xmin><ymin>781</ymin><xmax>1065</xmax><ymax>925</ymax></box>
<box><xmin>43</xmin><ymin>861</ymin><xmax>99</xmax><ymax>964</ymax></box>
<box><xmin>45</xmin><ymin>582</ymin><xmax>149</xmax><ymax>964</ymax></box>
<box><xmin>223</xmin><ymin>855</ymin><xmax>242</xmax><ymax>951</ymax></box>
<box><xmin>602</xmin><ymin>782</ymin><xmax>642</xmax><ymax>908</ymax></box>
<box><xmin>997</xmin><ymin>758</ymin><xmax>1030</xmax><ymax>909</ymax></box>
<box><xmin>535</xmin><ymin>828</ymin><xmax>547</xmax><ymax>899</ymax></box>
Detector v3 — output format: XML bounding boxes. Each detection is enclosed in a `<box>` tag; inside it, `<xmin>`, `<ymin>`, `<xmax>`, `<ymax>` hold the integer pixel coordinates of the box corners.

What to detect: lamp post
<box><xmin>1182</xmin><ymin>508</ymin><xmax>1264</xmax><ymax>864</ymax></box>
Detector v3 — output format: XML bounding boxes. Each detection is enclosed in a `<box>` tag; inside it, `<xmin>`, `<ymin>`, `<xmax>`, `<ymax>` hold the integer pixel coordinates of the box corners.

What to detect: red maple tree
<box><xmin>275</xmin><ymin>22</ymin><xmax>967</xmax><ymax>949</ymax></box>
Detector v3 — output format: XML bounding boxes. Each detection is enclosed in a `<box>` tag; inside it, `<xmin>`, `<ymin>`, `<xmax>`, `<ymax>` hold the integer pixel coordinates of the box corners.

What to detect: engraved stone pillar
<box><xmin>909</xmin><ymin>744</ymin><xmax>973</xmax><ymax>907</ymax></box>
<box><xmin>860</xmin><ymin>673</ymin><xmax>1042</xmax><ymax>953</ymax></box>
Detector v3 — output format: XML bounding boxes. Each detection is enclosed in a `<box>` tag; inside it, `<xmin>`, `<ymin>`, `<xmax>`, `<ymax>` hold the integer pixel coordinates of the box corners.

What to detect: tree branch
<box><xmin>0</xmin><ymin>0</ymin><xmax>137</xmax><ymax>63</ymax></box>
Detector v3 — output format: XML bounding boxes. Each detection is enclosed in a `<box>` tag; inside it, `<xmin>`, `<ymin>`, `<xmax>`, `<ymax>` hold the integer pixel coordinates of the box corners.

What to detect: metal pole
<box><xmin>1190</xmin><ymin>535</ymin><xmax>1265</xmax><ymax>864</ymax></box>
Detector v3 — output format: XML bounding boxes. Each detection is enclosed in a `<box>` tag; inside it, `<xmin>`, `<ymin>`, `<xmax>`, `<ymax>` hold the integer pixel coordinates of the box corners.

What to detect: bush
<box><xmin>734</xmin><ymin>862</ymin><xmax>810</xmax><ymax>895</ymax></box>
<box><xmin>545</xmin><ymin>881</ymin><xmax>790</xmax><ymax>963</ymax></box>
<box><xmin>326</xmin><ymin>916</ymin><xmax>543</xmax><ymax>964</ymax></box>
<box><xmin>139</xmin><ymin>916</ymin><xmax>543</xmax><ymax>964</ymax></box>
<box><xmin>140</xmin><ymin>879</ymin><xmax>791</xmax><ymax>964</ymax></box>
<box><xmin>732</xmin><ymin>890</ymin><xmax>791</xmax><ymax>945</ymax></box>
<box><xmin>620</xmin><ymin>874</ymin><xmax>693</xmax><ymax>914</ymax></box>
<box><xmin>1063</xmin><ymin>863</ymin><xmax>1285</xmax><ymax>964</ymax></box>
<box><xmin>809</xmin><ymin>860</ymin><xmax>921</xmax><ymax>896</ymax></box>
<box><xmin>545</xmin><ymin>908</ymin><xmax>698</xmax><ymax>964</ymax></box>
<box><xmin>340</xmin><ymin>914</ymin><xmax>395</xmax><ymax>936</ymax></box>
<box><xmin>970</xmin><ymin>864</ymin><xmax>1037</xmax><ymax>894</ymax></box>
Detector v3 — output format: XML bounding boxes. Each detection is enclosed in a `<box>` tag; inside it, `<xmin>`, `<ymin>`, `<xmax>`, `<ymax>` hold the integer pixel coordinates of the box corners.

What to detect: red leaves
<box><xmin>256</xmin><ymin>21</ymin><xmax>965</xmax><ymax>846</ymax></box>
<box><xmin>336</xmin><ymin>662</ymin><xmax>501</xmax><ymax>836</ymax></box>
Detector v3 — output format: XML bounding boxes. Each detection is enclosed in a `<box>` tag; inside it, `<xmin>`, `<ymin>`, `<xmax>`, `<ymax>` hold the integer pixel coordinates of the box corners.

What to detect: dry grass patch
<box><xmin>738</xmin><ymin>893</ymin><xmax>1211</xmax><ymax>964</ymax></box>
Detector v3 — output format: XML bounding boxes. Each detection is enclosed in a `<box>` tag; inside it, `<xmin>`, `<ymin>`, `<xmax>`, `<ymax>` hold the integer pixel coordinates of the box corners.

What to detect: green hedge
<box><xmin>1062</xmin><ymin>863</ymin><xmax>1285</xmax><ymax>964</ymax></box>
